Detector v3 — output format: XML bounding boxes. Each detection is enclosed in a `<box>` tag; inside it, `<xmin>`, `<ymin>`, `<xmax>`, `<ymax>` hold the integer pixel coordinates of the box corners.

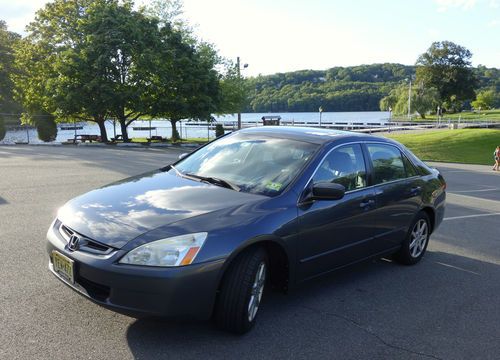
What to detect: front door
<box><xmin>296</xmin><ymin>143</ymin><xmax>377</xmax><ymax>281</ymax></box>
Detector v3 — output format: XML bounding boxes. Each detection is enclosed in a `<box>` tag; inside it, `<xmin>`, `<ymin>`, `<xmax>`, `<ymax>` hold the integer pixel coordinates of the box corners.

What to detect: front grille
<box><xmin>60</xmin><ymin>224</ymin><xmax>74</xmax><ymax>239</ymax></box>
<box><xmin>57</xmin><ymin>221</ymin><xmax>115</xmax><ymax>255</ymax></box>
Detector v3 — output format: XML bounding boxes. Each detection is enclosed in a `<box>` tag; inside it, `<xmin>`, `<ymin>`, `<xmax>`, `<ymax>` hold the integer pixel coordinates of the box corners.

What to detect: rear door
<box><xmin>363</xmin><ymin>143</ymin><xmax>423</xmax><ymax>252</ymax></box>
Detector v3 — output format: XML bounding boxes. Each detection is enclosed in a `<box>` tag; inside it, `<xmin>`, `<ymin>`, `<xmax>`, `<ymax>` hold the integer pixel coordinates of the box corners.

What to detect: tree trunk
<box><xmin>170</xmin><ymin>119</ymin><xmax>180</xmax><ymax>142</ymax></box>
<box><xmin>119</xmin><ymin>120</ymin><xmax>130</xmax><ymax>142</ymax></box>
<box><xmin>420</xmin><ymin>113</ymin><xmax>426</xmax><ymax>119</ymax></box>
<box><xmin>96</xmin><ymin>118</ymin><xmax>108</xmax><ymax>142</ymax></box>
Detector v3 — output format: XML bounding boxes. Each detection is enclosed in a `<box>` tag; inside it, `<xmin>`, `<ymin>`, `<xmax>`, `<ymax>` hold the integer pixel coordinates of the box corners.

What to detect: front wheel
<box><xmin>394</xmin><ymin>212</ymin><xmax>430</xmax><ymax>265</ymax></box>
<box><xmin>215</xmin><ymin>248</ymin><xmax>268</xmax><ymax>334</ymax></box>
<box><xmin>214</xmin><ymin>247</ymin><xmax>268</xmax><ymax>334</ymax></box>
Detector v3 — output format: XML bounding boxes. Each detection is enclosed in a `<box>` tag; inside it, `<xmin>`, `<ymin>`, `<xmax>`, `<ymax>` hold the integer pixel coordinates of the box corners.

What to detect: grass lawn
<box><xmin>392</xmin><ymin>109</ymin><xmax>500</xmax><ymax>122</ymax></box>
<box><xmin>385</xmin><ymin>129</ymin><xmax>500</xmax><ymax>165</ymax></box>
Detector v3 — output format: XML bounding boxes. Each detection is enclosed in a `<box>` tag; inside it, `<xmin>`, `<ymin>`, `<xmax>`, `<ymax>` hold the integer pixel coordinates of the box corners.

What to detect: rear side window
<box><xmin>366</xmin><ymin>144</ymin><xmax>406</xmax><ymax>184</ymax></box>
<box><xmin>402</xmin><ymin>155</ymin><xmax>418</xmax><ymax>177</ymax></box>
<box><xmin>313</xmin><ymin>144</ymin><xmax>367</xmax><ymax>191</ymax></box>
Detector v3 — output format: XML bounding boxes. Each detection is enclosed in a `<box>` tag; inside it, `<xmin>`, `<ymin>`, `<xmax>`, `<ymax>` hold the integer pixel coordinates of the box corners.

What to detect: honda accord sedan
<box><xmin>47</xmin><ymin>126</ymin><xmax>446</xmax><ymax>333</ymax></box>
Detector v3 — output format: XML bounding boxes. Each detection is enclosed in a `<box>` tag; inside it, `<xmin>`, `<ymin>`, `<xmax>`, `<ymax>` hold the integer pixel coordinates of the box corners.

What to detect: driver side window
<box><xmin>313</xmin><ymin>144</ymin><xmax>367</xmax><ymax>191</ymax></box>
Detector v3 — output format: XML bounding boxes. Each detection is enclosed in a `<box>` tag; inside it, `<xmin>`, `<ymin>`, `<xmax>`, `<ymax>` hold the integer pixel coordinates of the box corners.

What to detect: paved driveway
<box><xmin>1</xmin><ymin>146</ymin><xmax>499</xmax><ymax>360</ymax></box>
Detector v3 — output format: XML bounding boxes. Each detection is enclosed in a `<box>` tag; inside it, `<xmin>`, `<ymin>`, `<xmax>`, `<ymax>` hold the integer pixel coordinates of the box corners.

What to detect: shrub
<box><xmin>36</xmin><ymin>117</ymin><xmax>58</xmax><ymax>142</ymax></box>
<box><xmin>215</xmin><ymin>123</ymin><xmax>224</xmax><ymax>137</ymax></box>
<box><xmin>0</xmin><ymin>117</ymin><xmax>6</xmax><ymax>141</ymax></box>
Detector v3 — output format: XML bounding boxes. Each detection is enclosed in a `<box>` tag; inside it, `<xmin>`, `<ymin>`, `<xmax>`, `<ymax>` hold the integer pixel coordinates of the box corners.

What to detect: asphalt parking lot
<box><xmin>1</xmin><ymin>146</ymin><xmax>500</xmax><ymax>360</ymax></box>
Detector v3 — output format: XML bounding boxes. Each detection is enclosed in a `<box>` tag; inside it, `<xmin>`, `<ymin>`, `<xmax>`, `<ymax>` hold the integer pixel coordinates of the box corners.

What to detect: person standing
<box><xmin>494</xmin><ymin>146</ymin><xmax>500</xmax><ymax>171</ymax></box>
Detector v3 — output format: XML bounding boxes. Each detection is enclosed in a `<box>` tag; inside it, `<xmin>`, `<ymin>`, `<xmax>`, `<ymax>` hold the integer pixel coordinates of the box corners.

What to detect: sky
<box><xmin>1</xmin><ymin>0</ymin><xmax>499</xmax><ymax>76</ymax></box>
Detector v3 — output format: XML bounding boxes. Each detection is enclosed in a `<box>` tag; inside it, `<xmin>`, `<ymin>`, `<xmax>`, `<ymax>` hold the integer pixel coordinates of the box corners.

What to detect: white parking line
<box><xmin>444</xmin><ymin>212</ymin><xmax>500</xmax><ymax>221</ymax></box>
<box><xmin>435</xmin><ymin>262</ymin><xmax>480</xmax><ymax>276</ymax></box>
<box><xmin>450</xmin><ymin>188</ymin><xmax>499</xmax><ymax>193</ymax></box>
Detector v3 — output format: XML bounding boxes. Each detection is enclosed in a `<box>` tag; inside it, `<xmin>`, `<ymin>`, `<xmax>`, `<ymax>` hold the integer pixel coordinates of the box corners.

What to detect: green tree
<box><xmin>0</xmin><ymin>117</ymin><xmax>5</xmax><ymax>141</ymax></box>
<box><xmin>35</xmin><ymin>113</ymin><xmax>58</xmax><ymax>142</ymax></box>
<box><xmin>143</xmin><ymin>0</ymin><xmax>221</xmax><ymax>140</ymax></box>
<box><xmin>81</xmin><ymin>2</ymin><xmax>162</xmax><ymax>141</ymax></box>
<box><xmin>380</xmin><ymin>83</ymin><xmax>438</xmax><ymax>118</ymax></box>
<box><xmin>12</xmin><ymin>0</ymin><xmax>112</xmax><ymax>141</ymax></box>
<box><xmin>148</xmin><ymin>26</ymin><xmax>220</xmax><ymax>141</ymax></box>
<box><xmin>13</xmin><ymin>0</ymin><xmax>170</xmax><ymax>142</ymax></box>
<box><xmin>471</xmin><ymin>89</ymin><xmax>496</xmax><ymax>110</ymax></box>
<box><xmin>411</xmin><ymin>83</ymin><xmax>439</xmax><ymax>119</ymax></box>
<box><xmin>0</xmin><ymin>20</ymin><xmax>22</xmax><ymax>128</ymax></box>
<box><xmin>416</xmin><ymin>41</ymin><xmax>477</xmax><ymax>111</ymax></box>
<box><xmin>217</xmin><ymin>58</ymin><xmax>248</xmax><ymax>115</ymax></box>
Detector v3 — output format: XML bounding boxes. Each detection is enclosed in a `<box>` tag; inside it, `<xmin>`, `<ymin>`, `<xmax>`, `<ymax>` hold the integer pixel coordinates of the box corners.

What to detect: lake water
<box><xmin>0</xmin><ymin>111</ymin><xmax>390</xmax><ymax>144</ymax></box>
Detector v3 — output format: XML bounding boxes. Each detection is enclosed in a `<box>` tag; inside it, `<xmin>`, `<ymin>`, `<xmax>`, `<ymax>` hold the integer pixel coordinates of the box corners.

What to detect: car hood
<box><xmin>57</xmin><ymin>170</ymin><xmax>265</xmax><ymax>248</ymax></box>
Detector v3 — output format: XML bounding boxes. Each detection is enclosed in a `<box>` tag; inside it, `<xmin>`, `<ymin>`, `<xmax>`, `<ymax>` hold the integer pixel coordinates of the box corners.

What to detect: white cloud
<box><xmin>427</xmin><ymin>28</ymin><xmax>441</xmax><ymax>37</ymax></box>
<box><xmin>0</xmin><ymin>0</ymin><xmax>49</xmax><ymax>33</ymax></box>
<box><xmin>490</xmin><ymin>0</ymin><xmax>500</xmax><ymax>8</ymax></box>
<box><xmin>487</xmin><ymin>19</ymin><xmax>499</xmax><ymax>27</ymax></box>
<box><xmin>435</xmin><ymin>0</ymin><xmax>478</xmax><ymax>12</ymax></box>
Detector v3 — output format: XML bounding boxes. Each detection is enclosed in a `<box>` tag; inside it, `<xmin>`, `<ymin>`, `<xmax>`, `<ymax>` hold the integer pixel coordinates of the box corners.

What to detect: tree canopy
<box><xmin>11</xmin><ymin>0</ymin><xmax>222</xmax><ymax>142</ymax></box>
<box><xmin>416</xmin><ymin>41</ymin><xmax>477</xmax><ymax>111</ymax></box>
<box><xmin>0</xmin><ymin>20</ymin><xmax>22</xmax><ymax>127</ymax></box>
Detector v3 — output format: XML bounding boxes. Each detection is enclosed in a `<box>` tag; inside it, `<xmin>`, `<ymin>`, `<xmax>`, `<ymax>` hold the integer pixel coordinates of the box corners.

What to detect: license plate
<box><xmin>52</xmin><ymin>251</ymin><xmax>74</xmax><ymax>284</ymax></box>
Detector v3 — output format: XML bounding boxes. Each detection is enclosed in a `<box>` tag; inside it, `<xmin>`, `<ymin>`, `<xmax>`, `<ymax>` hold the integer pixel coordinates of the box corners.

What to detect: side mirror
<box><xmin>312</xmin><ymin>182</ymin><xmax>345</xmax><ymax>201</ymax></box>
<box><xmin>178</xmin><ymin>153</ymin><xmax>188</xmax><ymax>160</ymax></box>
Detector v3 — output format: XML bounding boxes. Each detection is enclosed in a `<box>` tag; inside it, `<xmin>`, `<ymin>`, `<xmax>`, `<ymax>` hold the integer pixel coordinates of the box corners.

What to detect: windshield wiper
<box><xmin>184</xmin><ymin>173</ymin><xmax>241</xmax><ymax>192</ymax></box>
<box><xmin>167</xmin><ymin>165</ymin><xmax>204</xmax><ymax>182</ymax></box>
<box><xmin>168</xmin><ymin>164</ymin><xmax>183</xmax><ymax>177</ymax></box>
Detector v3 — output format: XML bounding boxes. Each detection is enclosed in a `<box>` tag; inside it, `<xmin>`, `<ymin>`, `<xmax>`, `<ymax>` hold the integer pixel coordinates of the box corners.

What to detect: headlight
<box><xmin>119</xmin><ymin>232</ymin><xmax>207</xmax><ymax>267</ymax></box>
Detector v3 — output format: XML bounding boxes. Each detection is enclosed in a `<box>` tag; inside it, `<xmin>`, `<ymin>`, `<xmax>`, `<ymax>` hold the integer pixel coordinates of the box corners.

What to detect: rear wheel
<box><xmin>215</xmin><ymin>247</ymin><xmax>267</xmax><ymax>334</ymax></box>
<box><xmin>394</xmin><ymin>212</ymin><xmax>430</xmax><ymax>265</ymax></box>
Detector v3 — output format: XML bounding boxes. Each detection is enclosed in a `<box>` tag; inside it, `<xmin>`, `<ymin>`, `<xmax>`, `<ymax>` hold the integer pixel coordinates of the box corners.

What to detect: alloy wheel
<box><xmin>248</xmin><ymin>262</ymin><xmax>266</xmax><ymax>322</ymax></box>
<box><xmin>409</xmin><ymin>219</ymin><xmax>428</xmax><ymax>258</ymax></box>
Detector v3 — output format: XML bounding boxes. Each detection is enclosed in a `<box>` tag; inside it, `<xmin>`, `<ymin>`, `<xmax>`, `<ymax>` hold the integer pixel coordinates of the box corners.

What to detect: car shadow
<box><xmin>125</xmin><ymin>251</ymin><xmax>500</xmax><ymax>359</ymax></box>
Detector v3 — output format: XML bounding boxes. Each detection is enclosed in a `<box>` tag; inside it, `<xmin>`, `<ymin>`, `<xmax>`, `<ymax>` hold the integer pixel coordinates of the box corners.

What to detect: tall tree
<box><xmin>148</xmin><ymin>25</ymin><xmax>220</xmax><ymax>140</ymax></box>
<box><xmin>13</xmin><ymin>0</ymin><xmax>112</xmax><ymax>141</ymax></box>
<box><xmin>13</xmin><ymin>0</ymin><xmax>166</xmax><ymax>142</ymax></box>
<box><xmin>380</xmin><ymin>82</ymin><xmax>439</xmax><ymax>118</ymax></box>
<box><xmin>416</xmin><ymin>41</ymin><xmax>477</xmax><ymax>111</ymax></box>
<box><xmin>0</xmin><ymin>20</ymin><xmax>22</xmax><ymax>129</ymax></box>
<box><xmin>82</xmin><ymin>2</ymin><xmax>161</xmax><ymax>141</ymax></box>
<box><xmin>217</xmin><ymin>58</ymin><xmax>249</xmax><ymax>116</ymax></box>
<box><xmin>142</xmin><ymin>0</ymin><xmax>221</xmax><ymax>140</ymax></box>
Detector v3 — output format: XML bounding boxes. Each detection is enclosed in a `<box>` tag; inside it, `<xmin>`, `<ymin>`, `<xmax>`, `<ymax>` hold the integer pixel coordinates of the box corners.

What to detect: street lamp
<box><xmin>237</xmin><ymin>56</ymin><xmax>248</xmax><ymax>130</ymax></box>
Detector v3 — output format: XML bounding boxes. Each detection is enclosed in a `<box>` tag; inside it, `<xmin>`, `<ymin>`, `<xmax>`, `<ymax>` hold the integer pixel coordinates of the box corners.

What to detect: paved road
<box><xmin>1</xmin><ymin>146</ymin><xmax>499</xmax><ymax>360</ymax></box>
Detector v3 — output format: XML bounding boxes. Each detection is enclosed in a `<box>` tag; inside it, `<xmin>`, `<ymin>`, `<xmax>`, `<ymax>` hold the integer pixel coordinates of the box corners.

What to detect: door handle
<box><xmin>359</xmin><ymin>199</ymin><xmax>375</xmax><ymax>209</ymax></box>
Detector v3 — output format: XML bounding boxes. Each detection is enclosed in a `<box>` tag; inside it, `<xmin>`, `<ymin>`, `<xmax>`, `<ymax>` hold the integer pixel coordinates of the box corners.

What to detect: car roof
<box><xmin>239</xmin><ymin>126</ymin><xmax>391</xmax><ymax>145</ymax></box>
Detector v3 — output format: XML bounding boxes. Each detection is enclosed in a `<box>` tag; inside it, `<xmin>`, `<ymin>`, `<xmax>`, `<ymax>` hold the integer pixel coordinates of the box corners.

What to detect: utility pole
<box><xmin>318</xmin><ymin>106</ymin><xmax>323</xmax><ymax>127</ymax></box>
<box><xmin>237</xmin><ymin>56</ymin><xmax>241</xmax><ymax>130</ymax></box>
<box><xmin>236</xmin><ymin>56</ymin><xmax>248</xmax><ymax>130</ymax></box>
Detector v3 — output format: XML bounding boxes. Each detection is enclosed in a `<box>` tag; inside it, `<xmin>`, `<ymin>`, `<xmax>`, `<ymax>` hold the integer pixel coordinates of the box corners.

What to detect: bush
<box><xmin>36</xmin><ymin>117</ymin><xmax>58</xmax><ymax>142</ymax></box>
<box><xmin>0</xmin><ymin>117</ymin><xmax>6</xmax><ymax>141</ymax></box>
<box><xmin>215</xmin><ymin>123</ymin><xmax>224</xmax><ymax>137</ymax></box>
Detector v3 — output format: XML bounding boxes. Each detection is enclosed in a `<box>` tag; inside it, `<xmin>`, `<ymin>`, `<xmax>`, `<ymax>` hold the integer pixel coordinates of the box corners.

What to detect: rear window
<box><xmin>366</xmin><ymin>144</ymin><xmax>406</xmax><ymax>184</ymax></box>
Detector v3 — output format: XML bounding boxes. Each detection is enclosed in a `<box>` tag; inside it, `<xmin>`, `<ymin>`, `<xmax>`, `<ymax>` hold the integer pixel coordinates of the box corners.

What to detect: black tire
<box><xmin>215</xmin><ymin>247</ymin><xmax>268</xmax><ymax>334</ymax></box>
<box><xmin>393</xmin><ymin>212</ymin><xmax>431</xmax><ymax>265</ymax></box>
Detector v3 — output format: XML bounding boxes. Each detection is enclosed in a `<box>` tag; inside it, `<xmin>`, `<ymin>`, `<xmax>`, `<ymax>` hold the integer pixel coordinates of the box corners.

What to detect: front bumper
<box><xmin>46</xmin><ymin>224</ymin><xmax>224</xmax><ymax>320</ymax></box>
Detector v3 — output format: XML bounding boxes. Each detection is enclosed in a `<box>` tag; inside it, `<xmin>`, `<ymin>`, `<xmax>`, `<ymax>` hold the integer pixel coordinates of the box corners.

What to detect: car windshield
<box><xmin>172</xmin><ymin>133</ymin><xmax>319</xmax><ymax>196</ymax></box>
